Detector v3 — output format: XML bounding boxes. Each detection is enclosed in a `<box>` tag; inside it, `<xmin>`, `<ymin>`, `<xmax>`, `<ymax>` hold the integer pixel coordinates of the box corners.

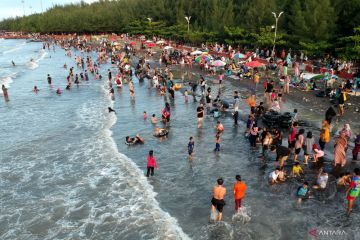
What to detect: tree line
<box><xmin>1</xmin><ymin>0</ymin><xmax>360</xmax><ymax>59</ymax></box>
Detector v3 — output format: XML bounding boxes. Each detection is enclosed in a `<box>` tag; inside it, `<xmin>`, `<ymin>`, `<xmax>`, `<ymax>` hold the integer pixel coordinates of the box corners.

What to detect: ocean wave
<box><xmin>36</xmin><ymin>50</ymin><xmax>47</xmax><ymax>62</ymax></box>
<box><xmin>0</xmin><ymin>72</ymin><xmax>18</xmax><ymax>88</ymax></box>
<box><xmin>3</xmin><ymin>41</ymin><xmax>26</xmax><ymax>55</ymax></box>
<box><xmin>101</xmin><ymin>84</ymin><xmax>191</xmax><ymax>240</ymax></box>
<box><xmin>26</xmin><ymin>61</ymin><xmax>39</xmax><ymax>70</ymax></box>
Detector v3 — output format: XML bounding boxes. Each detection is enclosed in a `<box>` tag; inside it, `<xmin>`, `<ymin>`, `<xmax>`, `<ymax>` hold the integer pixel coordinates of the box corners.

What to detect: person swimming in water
<box><xmin>154</xmin><ymin>127</ymin><xmax>168</xmax><ymax>137</ymax></box>
<box><xmin>11</xmin><ymin>60</ymin><xmax>15</xmax><ymax>66</ymax></box>
<box><xmin>33</xmin><ymin>86</ymin><xmax>39</xmax><ymax>94</ymax></box>
<box><xmin>108</xmin><ymin>107</ymin><xmax>116</xmax><ymax>113</ymax></box>
<box><xmin>125</xmin><ymin>134</ymin><xmax>144</xmax><ymax>144</ymax></box>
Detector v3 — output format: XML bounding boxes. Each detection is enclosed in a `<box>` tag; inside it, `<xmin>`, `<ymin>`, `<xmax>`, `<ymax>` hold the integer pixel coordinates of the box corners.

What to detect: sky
<box><xmin>0</xmin><ymin>0</ymin><xmax>98</xmax><ymax>20</ymax></box>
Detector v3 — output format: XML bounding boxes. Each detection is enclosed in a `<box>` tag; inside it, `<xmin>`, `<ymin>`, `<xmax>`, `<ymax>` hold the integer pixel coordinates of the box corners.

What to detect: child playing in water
<box><xmin>184</xmin><ymin>90</ymin><xmax>189</xmax><ymax>103</ymax></box>
<box><xmin>278</xmin><ymin>167</ymin><xmax>286</xmax><ymax>181</ymax></box>
<box><xmin>297</xmin><ymin>182</ymin><xmax>310</xmax><ymax>205</ymax></box>
<box><xmin>291</xmin><ymin>162</ymin><xmax>303</xmax><ymax>177</ymax></box>
<box><xmin>151</xmin><ymin>114</ymin><xmax>157</xmax><ymax>124</ymax></box>
<box><xmin>143</xmin><ymin>111</ymin><xmax>148</xmax><ymax>121</ymax></box>
<box><xmin>188</xmin><ymin>137</ymin><xmax>195</xmax><ymax>160</ymax></box>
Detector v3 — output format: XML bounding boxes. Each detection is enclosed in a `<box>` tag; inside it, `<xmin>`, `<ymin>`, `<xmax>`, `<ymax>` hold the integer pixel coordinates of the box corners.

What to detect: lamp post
<box><xmin>185</xmin><ymin>16</ymin><xmax>191</xmax><ymax>32</ymax></box>
<box><xmin>271</xmin><ymin>11</ymin><xmax>283</xmax><ymax>58</ymax></box>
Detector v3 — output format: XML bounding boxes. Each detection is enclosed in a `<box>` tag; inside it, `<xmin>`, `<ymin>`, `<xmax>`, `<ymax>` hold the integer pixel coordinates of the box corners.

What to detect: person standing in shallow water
<box><xmin>346</xmin><ymin>168</ymin><xmax>360</xmax><ymax>215</ymax></box>
<box><xmin>211</xmin><ymin>178</ymin><xmax>226</xmax><ymax>222</ymax></box>
<box><xmin>233</xmin><ymin>175</ymin><xmax>247</xmax><ymax>212</ymax></box>
<box><xmin>2</xmin><ymin>84</ymin><xmax>9</xmax><ymax>102</ymax></box>
<box><xmin>47</xmin><ymin>74</ymin><xmax>52</xmax><ymax>85</ymax></box>
<box><xmin>146</xmin><ymin>150</ymin><xmax>158</xmax><ymax>177</ymax></box>
<box><xmin>188</xmin><ymin>137</ymin><xmax>195</xmax><ymax>160</ymax></box>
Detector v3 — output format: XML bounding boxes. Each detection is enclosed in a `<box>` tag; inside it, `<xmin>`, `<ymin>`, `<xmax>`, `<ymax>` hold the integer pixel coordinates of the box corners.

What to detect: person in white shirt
<box><xmin>269</xmin><ymin>168</ymin><xmax>280</xmax><ymax>185</ymax></box>
<box><xmin>313</xmin><ymin>168</ymin><xmax>328</xmax><ymax>189</ymax></box>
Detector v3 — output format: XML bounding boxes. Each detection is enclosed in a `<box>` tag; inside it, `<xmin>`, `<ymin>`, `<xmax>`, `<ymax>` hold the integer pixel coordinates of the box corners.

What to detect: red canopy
<box><xmin>246</xmin><ymin>61</ymin><xmax>264</xmax><ymax>68</ymax></box>
<box><xmin>129</xmin><ymin>41</ymin><xmax>136</xmax><ymax>46</ymax></box>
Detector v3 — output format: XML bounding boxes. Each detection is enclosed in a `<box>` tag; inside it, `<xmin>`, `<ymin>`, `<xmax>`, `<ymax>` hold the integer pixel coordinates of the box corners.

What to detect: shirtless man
<box><xmin>211</xmin><ymin>178</ymin><xmax>227</xmax><ymax>222</ymax></box>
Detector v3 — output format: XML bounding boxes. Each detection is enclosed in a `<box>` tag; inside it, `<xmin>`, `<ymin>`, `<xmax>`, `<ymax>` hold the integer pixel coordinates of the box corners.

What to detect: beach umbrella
<box><xmin>212</xmin><ymin>60</ymin><xmax>226</xmax><ymax>67</ymax></box>
<box><xmin>195</xmin><ymin>55</ymin><xmax>211</xmax><ymax>62</ymax></box>
<box><xmin>245</xmin><ymin>61</ymin><xmax>264</xmax><ymax>68</ymax></box>
<box><xmin>146</xmin><ymin>43</ymin><xmax>156</xmax><ymax>48</ymax></box>
<box><xmin>156</xmin><ymin>40</ymin><xmax>165</xmax><ymax>44</ymax></box>
<box><xmin>164</xmin><ymin>46</ymin><xmax>173</xmax><ymax>50</ymax></box>
<box><xmin>233</xmin><ymin>53</ymin><xmax>246</xmax><ymax>59</ymax></box>
<box><xmin>129</xmin><ymin>41</ymin><xmax>136</xmax><ymax>46</ymax></box>
<box><xmin>190</xmin><ymin>50</ymin><xmax>203</xmax><ymax>55</ymax></box>
<box><xmin>145</xmin><ymin>40</ymin><xmax>153</xmax><ymax>43</ymax></box>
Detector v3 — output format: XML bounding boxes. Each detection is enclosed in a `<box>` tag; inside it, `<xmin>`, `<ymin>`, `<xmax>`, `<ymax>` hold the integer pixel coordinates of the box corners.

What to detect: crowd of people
<box><xmin>3</xmin><ymin>34</ymin><xmax>360</xmax><ymax>222</ymax></box>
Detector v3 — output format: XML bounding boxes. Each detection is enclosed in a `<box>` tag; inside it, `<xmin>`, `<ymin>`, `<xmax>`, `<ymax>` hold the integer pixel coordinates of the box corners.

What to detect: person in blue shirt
<box><xmin>297</xmin><ymin>182</ymin><xmax>310</xmax><ymax>205</ymax></box>
<box><xmin>188</xmin><ymin>137</ymin><xmax>195</xmax><ymax>161</ymax></box>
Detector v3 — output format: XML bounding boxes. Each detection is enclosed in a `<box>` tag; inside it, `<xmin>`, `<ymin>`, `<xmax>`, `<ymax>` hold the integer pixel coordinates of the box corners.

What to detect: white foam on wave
<box><xmin>0</xmin><ymin>72</ymin><xmax>17</xmax><ymax>88</ymax></box>
<box><xmin>99</xmin><ymin>83</ymin><xmax>191</xmax><ymax>240</ymax></box>
<box><xmin>0</xmin><ymin>76</ymin><xmax>13</xmax><ymax>88</ymax></box>
<box><xmin>3</xmin><ymin>41</ymin><xmax>26</xmax><ymax>55</ymax></box>
<box><xmin>36</xmin><ymin>50</ymin><xmax>47</xmax><ymax>62</ymax></box>
<box><xmin>26</xmin><ymin>61</ymin><xmax>39</xmax><ymax>70</ymax></box>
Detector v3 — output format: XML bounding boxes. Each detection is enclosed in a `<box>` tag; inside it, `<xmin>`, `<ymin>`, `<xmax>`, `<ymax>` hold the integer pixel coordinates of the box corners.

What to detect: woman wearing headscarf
<box><xmin>334</xmin><ymin>132</ymin><xmax>348</xmax><ymax>167</ymax></box>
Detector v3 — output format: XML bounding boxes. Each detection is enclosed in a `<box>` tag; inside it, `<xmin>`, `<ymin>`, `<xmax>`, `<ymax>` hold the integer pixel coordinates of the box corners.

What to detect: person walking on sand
<box><xmin>2</xmin><ymin>84</ymin><xmax>9</xmax><ymax>102</ymax></box>
<box><xmin>233</xmin><ymin>175</ymin><xmax>247</xmax><ymax>212</ymax></box>
<box><xmin>146</xmin><ymin>150</ymin><xmax>158</xmax><ymax>177</ymax></box>
<box><xmin>211</xmin><ymin>178</ymin><xmax>226</xmax><ymax>222</ymax></box>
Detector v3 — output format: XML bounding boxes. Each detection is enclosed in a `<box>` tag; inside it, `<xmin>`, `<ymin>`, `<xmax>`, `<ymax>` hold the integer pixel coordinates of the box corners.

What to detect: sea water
<box><xmin>0</xmin><ymin>40</ymin><xmax>189</xmax><ymax>240</ymax></box>
<box><xmin>1</xmin><ymin>40</ymin><xmax>359</xmax><ymax>240</ymax></box>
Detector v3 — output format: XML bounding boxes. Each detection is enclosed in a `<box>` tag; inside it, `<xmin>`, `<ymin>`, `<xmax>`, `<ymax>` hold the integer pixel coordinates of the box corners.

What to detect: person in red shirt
<box><xmin>146</xmin><ymin>150</ymin><xmax>158</xmax><ymax>177</ymax></box>
<box><xmin>233</xmin><ymin>175</ymin><xmax>247</xmax><ymax>212</ymax></box>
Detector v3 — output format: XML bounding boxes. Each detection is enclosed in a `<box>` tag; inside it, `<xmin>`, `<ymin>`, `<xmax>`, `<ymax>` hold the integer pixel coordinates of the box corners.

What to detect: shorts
<box><xmin>339</xmin><ymin>104</ymin><xmax>344</xmax><ymax>109</ymax></box>
<box><xmin>347</xmin><ymin>195</ymin><xmax>356</xmax><ymax>201</ymax></box>
<box><xmin>295</xmin><ymin>148</ymin><xmax>301</xmax><ymax>155</ymax></box>
<box><xmin>188</xmin><ymin>150</ymin><xmax>193</xmax><ymax>155</ymax></box>
<box><xmin>211</xmin><ymin>197</ymin><xmax>225</xmax><ymax>212</ymax></box>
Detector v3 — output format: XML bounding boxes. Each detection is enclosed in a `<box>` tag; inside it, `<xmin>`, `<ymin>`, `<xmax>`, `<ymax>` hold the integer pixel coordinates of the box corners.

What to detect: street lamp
<box><xmin>185</xmin><ymin>16</ymin><xmax>191</xmax><ymax>32</ymax></box>
<box><xmin>271</xmin><ymin>11</ymin><xmax>283</xmax><ymax>58</ymax></box>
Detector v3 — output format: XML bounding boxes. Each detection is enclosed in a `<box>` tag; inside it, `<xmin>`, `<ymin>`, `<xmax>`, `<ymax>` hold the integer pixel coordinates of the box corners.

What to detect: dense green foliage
<box><xmin>1</xmin><ymin>0</ymin><xmax>360</xmax><ymax>58</ymax></box>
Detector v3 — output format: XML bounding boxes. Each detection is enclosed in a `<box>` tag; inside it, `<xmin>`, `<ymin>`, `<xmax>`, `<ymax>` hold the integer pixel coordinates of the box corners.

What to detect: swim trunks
<box><xmin>211</xmin><ymin>197</ymin><xmax>225</xmax><ymax>212</ymax></box>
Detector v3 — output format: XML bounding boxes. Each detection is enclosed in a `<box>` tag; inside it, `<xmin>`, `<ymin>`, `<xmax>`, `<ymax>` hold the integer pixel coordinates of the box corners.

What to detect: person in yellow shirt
<box><xmin>319</xmin><ymin>120</ymin><xmax>330</xmax><ymax>150</ymax></box>
<box><xmin>292</xmin><ymin>162</ymin><xmax>303</xmax><ymax>177</ymax></box>
<box><xmin>253</xmin><ymin>71</ymin><xmax>260</xmax><ymax>92</ymax></box>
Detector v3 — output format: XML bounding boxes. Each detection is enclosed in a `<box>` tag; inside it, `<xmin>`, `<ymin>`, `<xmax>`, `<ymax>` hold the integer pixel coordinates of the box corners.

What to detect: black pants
<box><xmin>249</xmin><ymin>134</ymin><xmax>257</xmax><ymax>147</ymax></box>
<box><xmin>233</xmin><ymin>111</ymin><xmax>238</xmax><ymax>125</ymax></box>
<box><xmin>146</xmin><ymin>167</ymin><xmax>154</xmax><ymax>177</ymax></box>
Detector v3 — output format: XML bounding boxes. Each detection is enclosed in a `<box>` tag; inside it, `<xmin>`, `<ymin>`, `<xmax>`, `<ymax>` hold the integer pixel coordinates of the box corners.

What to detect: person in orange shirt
<box><xmin>233</xmin><ymin>175</ymin><xmax>247</xmax><ymax>212</ymax></box>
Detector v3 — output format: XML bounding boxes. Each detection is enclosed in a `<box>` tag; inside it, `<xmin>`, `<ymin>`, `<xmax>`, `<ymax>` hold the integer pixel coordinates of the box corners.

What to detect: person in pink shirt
<box><xmin>146</xmin><ymin>150</ymin><xmax>158</xmax><ymax>177</ymax></box>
